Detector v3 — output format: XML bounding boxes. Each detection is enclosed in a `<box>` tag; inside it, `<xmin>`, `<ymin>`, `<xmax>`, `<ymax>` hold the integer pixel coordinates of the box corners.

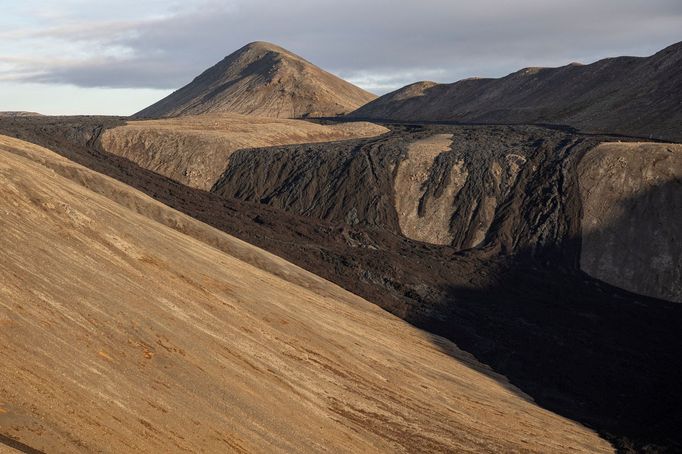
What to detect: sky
<box><xmin>1</xmin><ymin>0</ymin><xmax>680</xmax><ymax>115</ymax></box>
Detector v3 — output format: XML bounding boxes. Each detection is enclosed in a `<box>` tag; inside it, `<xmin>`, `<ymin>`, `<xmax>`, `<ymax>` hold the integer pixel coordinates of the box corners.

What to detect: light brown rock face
<box><xmin>135</xmin><ymin>41</ymin><xmax>377</xmax><ymax>119</ymax></box>
<box><xmin>394</xmin><ymin>134</ymin><xmax>465</xmax><ymax>245</ymax></box>
<box><xmin>98</xmin><ymin>114</ymin><xmax>388</xmax><ymax>190</ymax></box>
<box><xmin>578</xmin><ymin>142</ymin><xmax>682</xmax><ymax>303</ymax></box>
<box><xmin>211</xmin><ymin>126</ymin><xmax>541</xmax><ymax>251</ymax></box>
<box><xmin>391</xmin><ymin>133</ymin><xmax>529</xmax><ymax>248</ymax></box>
<box><xmin>0</xmin><ymin>134</ymin><xmax>613</xmax><ymax>453</ymax></box>
<box><xmin>350</xmin><ymin>41</ymin><xmax>682</xmax><ymax>142</ymax></box>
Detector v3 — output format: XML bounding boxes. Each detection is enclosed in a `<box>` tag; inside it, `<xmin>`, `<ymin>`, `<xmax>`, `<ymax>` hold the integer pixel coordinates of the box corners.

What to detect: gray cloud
<box><xmin>6</xmin><ymin>0</ymin><xmax>682</xmax><ymax>93</ymax></box>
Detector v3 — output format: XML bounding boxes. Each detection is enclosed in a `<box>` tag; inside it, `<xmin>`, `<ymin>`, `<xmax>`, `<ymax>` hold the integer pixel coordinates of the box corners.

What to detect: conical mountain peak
<box><xmin>135</xmin><ymin>42</ymin><xmax>376</xmax><ymax>119</ymax></box>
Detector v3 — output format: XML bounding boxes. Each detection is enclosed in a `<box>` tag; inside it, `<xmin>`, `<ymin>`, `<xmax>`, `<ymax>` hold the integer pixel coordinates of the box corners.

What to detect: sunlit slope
<box><xmin>0</xmin><ymin>136</ymin><xmax>611</xmax><ymax>453</ymax></box>
<box><xmin>98</xmin><ymin>113</ymin><xmax>388</xmax><ymax>189</ymax></box>
<box><xmin>135</xmin><ymin>41</ymin><xmax>377</xmax><ymax>119</ymax></box>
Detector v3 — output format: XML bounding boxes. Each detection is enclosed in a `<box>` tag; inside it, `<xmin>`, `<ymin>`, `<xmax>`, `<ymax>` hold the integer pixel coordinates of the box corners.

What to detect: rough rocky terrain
<box><xmin>0</xmin><ymin>134</ymin><xmax>615</xmax><ymax>453</ymax></box>
<box><xmin>578</xmin><ymin>142</ymin><xmax>682</xmax><ymax>302</ymax></box>
<box><xmin>349</xmin><ymin>41</ymin><xmax>682</xmax><ymax>142</ymax></box>
<box><xmin>393</xmin><ymin>134</ymin><xmax>461</xmax><ymax>245</ymax></box>
<box><xmin>212</xmin><ymin>123</ymin><xmax>681</xmax><ymax>304</ymax></box>
<box><xmin>135</xmin><ymin>42</ymin><xmax>377</xmax><ymax>119</ymax></box>
<box><xmin>1</xmin><ymin>116</ymin><xmax>681</xmax><ymax>452</ymax></box>
<box><xmin>98</xmin><ymin>114</ymin><xmax>387</xmax><ymax>189</ymax></box>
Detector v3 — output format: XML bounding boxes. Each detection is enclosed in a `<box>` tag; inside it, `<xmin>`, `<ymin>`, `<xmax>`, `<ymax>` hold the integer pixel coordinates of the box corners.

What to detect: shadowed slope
<box><xmin>135</xmin><ymin>42</ymin><xmax>377</xmax><ymax>119</ymax></box>
<box><xmin>578</xmin><ymin>142</ymin><xmax>682</xmax><ymax>302</ymax></box>
<box><xmin>350</xmin><ymin>41</ymin><xmax>682</xmax><ymax>141</ymax></box>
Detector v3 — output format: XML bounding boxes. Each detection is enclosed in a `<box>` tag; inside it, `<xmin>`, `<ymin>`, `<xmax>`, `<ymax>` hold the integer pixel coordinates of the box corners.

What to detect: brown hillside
<box><xmin>2</xmin><ymin>116</ymin><xmax>682</xmax><ymax>450</ymax></box>
<box><xmin>0</xmin><ymin>135</ymin><xmax>611</xmax><ymax>453</ymax></box>
<box><xmin>98</xmin><ymin>114</ymin><xmax>388</xmax><ymax>190</ymax></box>
<box><xmin>135</xmin><ymin>42</ymin><xmax>377</xmax><ymax>119</ymax></box>
<box><xmin>350</xmin><ymin>41</ymin><xmax>682</xmax><ymax>141</ymax></box>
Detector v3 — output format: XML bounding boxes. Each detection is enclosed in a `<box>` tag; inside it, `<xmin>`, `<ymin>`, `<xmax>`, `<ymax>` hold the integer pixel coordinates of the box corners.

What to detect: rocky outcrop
<box><xmin>212</xmin><ymin>125</ymin><xmax>576</xmax><ymax>253</ymax></box>
<box><xmin>212</xmin><ymin>124</ymin><xmax>682</xmax><ymax>307</ymax></box>
<box><xmin>578</xmin><ymin>142</ymin><xmax>682</xmax><ymax>302</ymax></box>
<box><xmin>394</xmin><ymin>134</ymin><xmax>464</xmax><ymax>245</ymax></box>
<box><xmin>97</xmin><ymin>114</ymin><xmax>387</xmax><ymax>190</ymax></box>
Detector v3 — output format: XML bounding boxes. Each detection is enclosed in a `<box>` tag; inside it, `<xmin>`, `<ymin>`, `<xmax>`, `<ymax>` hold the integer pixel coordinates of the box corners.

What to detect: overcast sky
<box><xmin>1</xmin><ymin>0</ymin><xmax>680</xmax><ymax>115</ymax></box>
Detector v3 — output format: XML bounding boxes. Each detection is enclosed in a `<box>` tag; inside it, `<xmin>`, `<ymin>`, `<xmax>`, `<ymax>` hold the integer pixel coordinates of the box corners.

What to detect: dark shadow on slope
<box><xmin>418</xmin><ymin>181</ymin><xmax>682</xmax><ymax>453</ymax></box>
<box><xmin>0</xmin><ymin>434</ymin><xmax>46</xmax><ymax>454</ymax></box>
<box><xmin>429</xmin><ymin>268</ymin><xmax>682</xmax><ymax>453</ymax></box>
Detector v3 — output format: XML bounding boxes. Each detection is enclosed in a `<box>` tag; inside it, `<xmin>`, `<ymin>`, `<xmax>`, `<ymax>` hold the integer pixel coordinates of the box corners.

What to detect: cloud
<box><xmin>2</xmin><ymin>0</ymin><xmax>681</xmax><ymax>94</ymax></box>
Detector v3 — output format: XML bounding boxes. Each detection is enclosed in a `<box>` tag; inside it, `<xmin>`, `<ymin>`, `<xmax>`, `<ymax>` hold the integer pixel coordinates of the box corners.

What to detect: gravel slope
<box><xmin>0</xmin><ymin>135</ymin><xmax>612</xmax><ymax>453</ymax></box>
<box><xmin>350</xmin><ymin>41</ymin><xmax>682</xmax><ymax>142</ymax></box>
<box><xmin>135</xmin><ymin>41</ymin><xmax>377</xmax><ymax>119</ymax></box>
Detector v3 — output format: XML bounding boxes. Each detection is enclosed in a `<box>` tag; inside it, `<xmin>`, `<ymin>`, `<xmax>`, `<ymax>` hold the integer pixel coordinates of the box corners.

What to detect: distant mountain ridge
<box><xmin>0</xmin><ymin>111</ymin><xmax>42</xmax><ymax>117</ymax></box>
<box><xmin>135</xmin><ymin>41</ymin><xmax>376</xmax><ymax>119</ymax></box>
<box><xmin>349</xmin><ymin>41</ymin><xmax>682</xmax><ymax>141</ymax></box>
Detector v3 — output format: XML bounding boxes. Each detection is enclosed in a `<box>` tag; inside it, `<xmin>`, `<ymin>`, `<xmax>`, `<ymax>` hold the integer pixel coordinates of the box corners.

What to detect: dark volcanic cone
<box><xmin>349</xmin><ymin>41</ymin><xmax>682</xmax><ymax>141</ymax></box>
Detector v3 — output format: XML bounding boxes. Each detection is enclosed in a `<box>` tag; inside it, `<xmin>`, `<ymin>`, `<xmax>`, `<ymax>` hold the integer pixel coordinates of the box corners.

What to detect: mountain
<box><xmin>98</xmin><ymin>114</ymin><xmax>387</xmax><ymax>190</ymax></box>
<box><xmin>135</xmin><ymin>41</ymin><xmax>377</xmax><ymax>119</ymax></box>
<box><xmin>349</xmin><ymin>41</ymin><xmax>682</xmax><ymax>141</ymax></box>
<box><xmin>210</xmin><ymin>126</ymin><xmax>681</xmax><ymax>304</ymax></box>
<box><xmin>0</xmin><ymin>133</ymin><xmax>612</xmax><ymax>453</ymax></box>
<box><xmin>3</xmin><ymin>115</ymin><xmax>682</xmax><ymax>450</ymax></box>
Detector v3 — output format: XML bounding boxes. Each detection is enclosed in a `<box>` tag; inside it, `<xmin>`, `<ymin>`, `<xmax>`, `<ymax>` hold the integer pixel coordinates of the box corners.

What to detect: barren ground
<box><xmin>99</xmin><ymin>114</ymin><xmax>387</xmax><ymax>189</ymax></box>
<box><xmin>1</xmin><ymin>116</ymin><xmax>680</xmax><ymax>451</ymax></box>
<box><xmin>0</xmin><ymin>135</ymin><xmax>611</xmax><ymax>453</ymax></box>
<box><xmin>135</xmin><ymin>41</ymin><xmax>377</xmax><ymax>119</ymax></box>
